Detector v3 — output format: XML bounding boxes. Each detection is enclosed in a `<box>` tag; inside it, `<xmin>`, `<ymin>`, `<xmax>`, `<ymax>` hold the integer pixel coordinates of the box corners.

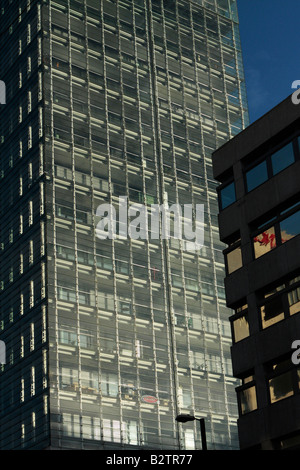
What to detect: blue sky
<box><xmin>237</xmin><ymin>0</ymin><xmax>300</xmax><ymax>123</ymax></box>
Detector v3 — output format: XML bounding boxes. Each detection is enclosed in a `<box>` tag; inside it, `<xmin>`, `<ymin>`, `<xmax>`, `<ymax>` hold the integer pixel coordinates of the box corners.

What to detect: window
<box><xmin>259</xmin><ymin>275</ymin><xmax>300</xmax><ymax>329</ymax></box>
<box><xmin>118</xmin><ymin>300</ymin><xmax>132</xmax><ymax>315</ymax></box>
<box><xmin>29</xmin><ymin>280</ymin><xmax>34</xmax><ymax>308</ymax></box>
<box><xmin>271</xmin><ymin>142</ymin><xmax>295</xmax><ymax>175</ymax></box>
<box><xmin>21</xmin><ymin>378</ymin><xmax>25</xmax><ymax>402</ymax></box>
<box><xmin>239</xmin><ymin>386</ymin><xmax>257</xmax><ymax>414</ymax></box>
<box><xmin>28</xmin><ymin>200</ymin><xmax>33</xmax><ymax>226</ymax></box>
<box><xmin>252</xmin><ymin>201</ymin><xmax>300</xmax><ymax>259</ymax></box>
<box><xmin>219</xmin><ymin>181</ymin><xmax>236</xmax><ymax>209</ymax></box>
<box><xmin>288</xmin><ymin>285</ymin><xmax>300</xmax><ymax>315</ymax></box>
<box><xmin>280</xmin><ymin>210</ymin><xmax>300</xmax><ymax>244</ymax></box>
<box><xmin>224</xmin><ymin>234</ymin><xmax>242</xmax><ymax>274</ymax></box>
<box><xmin>261</xmin><ymin>293</ymin><xmax>284</xmax><ymax>329</ymax></box>
<box><xmin>58</xmin><ymin>287</ymin><xmax>76</xmax><ymax>303</ymax></box>
<box><xmin>253</xmin><ymin>226</ymin><xmax>276</xmax><ymax>259</ymax></box>
<box><xmin>102</xmin><ymin>373</ymin><xmax>118</xmax><ymax>397</ymax></box>
<box><xmin>245</xmin><ymin>137</ymin><xmax>299</xmax><ymax>192</ymax></box>
<box><xmin>232</xmin><ymin>303</ymin><xmax>249</xmax><ymax>343</ymax></box>
<box><xmin>246</xmin><ymin>160</ymin><xmax>268</xmax><ymax>192</ymax></box>
<box><xmin>57</xmin><ymin>245</ymin><xmax>75</xmax><ymax>261</ymax></box>
<box><xmin>31</xmin><ymin>366</ymin><xmax>35</xmax><ymax>396</ymax></box>
<box><xmin>237</xmin><ymin>374</ymin><xmax>257</xmax><ymax>415</ymax></box>
<box><xmin>30</xmin><ymin>323</ymin><xmax>35</xmax><ymax>351</ymax></box>
<box><xmin>59</xmin><ymin>328</ymin><xmax>77</xmax><ymax>346</ymax></box>
<box><xmin>226</xmin><ymin>245</ymin><xmax>242</xmax><ymax>274</ymax></box>
<box><xmin>267</xmin><ymin>357</ymin><xmax>299</xmax><ymax>404</ymax></box>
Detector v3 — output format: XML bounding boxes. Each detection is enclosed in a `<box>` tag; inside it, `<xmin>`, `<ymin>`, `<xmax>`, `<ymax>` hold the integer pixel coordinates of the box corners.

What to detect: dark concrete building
<box><xmin>0</xmin><ymin>0</ymin><xmax>248</xmax><ymax>450</ymax></box>
<box><xmin>212</xmin><ymin>94</ymin><xmax>300</xmax><ymax>450</ymax></box>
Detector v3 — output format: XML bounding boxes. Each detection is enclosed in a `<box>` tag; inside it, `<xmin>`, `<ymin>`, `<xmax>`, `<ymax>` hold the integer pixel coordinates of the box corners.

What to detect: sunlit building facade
<box><xmin>0</xmin><ymin>0</ymin><xmax>248</xmax><ymax>449</ymax></box>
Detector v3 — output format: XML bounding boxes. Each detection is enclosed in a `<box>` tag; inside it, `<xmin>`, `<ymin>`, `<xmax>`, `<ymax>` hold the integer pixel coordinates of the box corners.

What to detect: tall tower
<box><xmin>0</xmin><ymin>0</ymin><xmax>248</xmax><ymax>450</ymax></box>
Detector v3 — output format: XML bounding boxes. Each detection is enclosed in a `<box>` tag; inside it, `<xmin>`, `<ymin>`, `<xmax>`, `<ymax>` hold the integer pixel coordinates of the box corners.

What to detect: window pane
<box><xmin>271</xmin><ymin>142</ymin><xmax>295</xmax><ymax>175</ymax></box>
<box><xmin>239</xmin><ymin>386</ymin><xmax>257</xmax><ymax>414</ymax></box>
<box><xmin>226</xmin><ymin>246</ymin><xmax>242</xmax><ymax>274</ymax></box>
<box><xmin>288</xmin><ymin>287</ymin><xmax>300</xmax><ymax>315</ymax></box>
<box><xmin>233</xmin><ymin>315</ymin><xmax>249</xmax><ymax>342</ymax></box>
<box><xmin>246</xmin><ymin>160</ymin><xmax>268</xmax><ymax>191</ymax></box>
<box><xmin>264</xmin><ymin>284</ymin><xmax>285</xmax><ymax>298</ymax></box>
<box><xmin>269</xmin><ymin>371</ymin><xmax>294</xmax><ymax>403</ymax></box>
<box><xmin>261</xmin><ymin>296</ymin><xmax>284</xmax><ymax>329</ymax></box>
<box><xmin>236</xmin><ymin>303</ymin><xmax>248</xmax><ymax>313</ymax></box>
<box><xmin>280</xmin><ymin>210</ymin><xmax>300</xmax><ymax>244</ymax></box>
<box><xmin>243</xmin><ymin>375</ymin><xmax>254</xmax><ymax>385</ymax></box>
<box><xmin>220</xmin><ymin>182</ymin><xmax>236</xmax><ymax>209</ymax></box>
<box><xmin>253</xmin><ymin>226</ymin><xmax>276</xmax><ymax>259</ymax></box>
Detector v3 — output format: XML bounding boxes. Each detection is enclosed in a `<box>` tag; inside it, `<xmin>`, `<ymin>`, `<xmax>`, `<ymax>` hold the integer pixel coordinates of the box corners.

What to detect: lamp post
<box><xmin>176</xmin><ymin>414</ymin><xmax>207</xmax><ymax>451</ymax></box>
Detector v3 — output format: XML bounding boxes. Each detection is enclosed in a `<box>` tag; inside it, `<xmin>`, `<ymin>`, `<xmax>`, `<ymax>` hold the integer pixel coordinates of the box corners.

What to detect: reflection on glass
<box><xmin>220</xmin><ymin>182</ymin><xmax>236</xmax><ymax>209</ymax></box>
<box><xmin>264</xmin><ymin>284</ymin><xmax>285</xmax><ymax>298</ymax></box>
<box><xmin>246</xmin><ymin>160</ymin><xmax>268</xmax><ymax>192</ymax></box>
<box><xmin>288</xmin><ymin>287</ymin><xmax>300</xmax><ymax>315</ymax></box>
<box><xmin>233</xmin><ymin>315</ymin><xmax>249</xmax><ymax>342</ymax></box>
<box><xmin>243</xmin><ymin>375</ymin><xmax>254</xmax><ymax>384</ymax></box>
<box><xmin>289</xmin><ymin>276</ymin><xmax>300</xmax><ymax>286</ymax></box>
<box><xmin>271</xmin><ymin>142</ymin><xmax>295</xmax><ymax>175</ymax></box>
<box><xmin>297</xmin><ymin>369</ymin><xmax>300</xmax><ymax>390</ymax></box>
<box><xmin>239</xmin><ymin>386</ymin><xmax>257</xmax><ymax>414</ymax></box>
<box><xmin>226</xmin><ymin>246</ymin><xmax>242</xmax><ymax>274</ymax></box>
<box><xmin>253</xmin><ymin>226</ymin><xmax>276</xmax><ymax>259</ymax></box>
<box><xmin>280</xmin><ymin>210</ymin><xmax>300</xmax><ymax>244</ymax></box>
<box><xmin>269</xmin><ymin>371</ymin><xmax>294</xmax><ymax>403</ymax></box>
<box><xmin>261</xmin><ymin>296</ymin><xmax>284</xmax><ymax>329</ymax></box>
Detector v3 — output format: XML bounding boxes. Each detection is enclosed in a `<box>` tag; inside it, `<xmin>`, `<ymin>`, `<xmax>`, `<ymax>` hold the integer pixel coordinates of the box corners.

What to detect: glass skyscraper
<box><xmin>0</xmin><ymin>0</ymin><xmax>248</xmax><ymax>450</ymax></box>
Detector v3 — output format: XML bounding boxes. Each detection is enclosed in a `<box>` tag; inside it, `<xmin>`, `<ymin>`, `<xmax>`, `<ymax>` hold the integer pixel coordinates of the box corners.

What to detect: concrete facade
<box><xmin>212</xmin><ymin>95</ymin><xmax>300</xmax><ymax>450</ymax></box>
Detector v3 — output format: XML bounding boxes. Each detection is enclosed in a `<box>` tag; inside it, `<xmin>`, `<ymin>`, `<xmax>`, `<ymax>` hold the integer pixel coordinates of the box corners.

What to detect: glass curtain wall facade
<box><xmin>0</xmin><ymin>0</ymin><xmax>248</xmax><ymax>450</ymax></box>
<box><xmin>0</xmin><ymin>0</ymin><xmax>48</xmax><ymax>449</ymax></box>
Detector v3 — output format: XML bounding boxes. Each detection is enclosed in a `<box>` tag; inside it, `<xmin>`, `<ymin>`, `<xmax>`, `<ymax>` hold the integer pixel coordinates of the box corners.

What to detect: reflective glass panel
<box><xmin>220</xmin><ymin>182</ymin><xmax>236</xmax><ymax>209</ymax></box>
<box><xmin>233</xmin><ymin>315</ymin><xmax>249</xmax><ymax>342</ymax></box>
<box><xmin>239</xmin><ymin>386</ymin><xmax>257</xmax><ymax>414</ymax></box>
<box><xmin>289</xmin><ymin>276</ymin><xmax>300</xmax><ymax>286</ymax></box>
<box><xmin>253</xmin><ymin>226</ymin><xmax>276</xmax><ymax>259</ymax></box>
<box><xmin>271</xmin><ymin>142</ymin><xmax>295</xmax><ymax>175</ymax></box>
<box><xmin>226</xmin><ymin>246</ymin><xmax>242</xmax><ymax>274</ymax></box>
<box><xmin>280</xmin><ymin>210</ymin><xmax>300</xmax><ymax>244</ymax></box>
<box><xmin>246</xmin><ymin>160</ymin><xmax>268</xmax><ymax>192</ymax></box>
<box><xmin>261</xmin><ymin>296</ymin><xmax>284</xmax><ymax>329</ymax></box>
<box><xmin>269</xmin><ymin>371</ymin><xmax>294</xmax><ymax>403</ymax></box>
<box><xmin>288</xmin><ymin>287</ymin><xmax>300</xmax><ymax>315</ymax></box>
<box><xmin>264</xmin><ymin>284</ymin><xmax>285</xmax><ymax>298</ymax></box>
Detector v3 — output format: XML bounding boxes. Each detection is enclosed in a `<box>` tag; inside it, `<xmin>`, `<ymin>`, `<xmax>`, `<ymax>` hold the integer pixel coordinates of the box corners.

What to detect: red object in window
<box><xmin>260</xmin><ymin>232</ymin><xmax>270</xmax><ymax>245</ymax></box>
<box><xmin>142</xmin><ymin>395</ymin><xmax>158</xmax><ymax>404</ymax></box>
<box><xmin>254</xmin><ymin>232</ymin><xmax>276</xmax><ymax>248</ymax></box>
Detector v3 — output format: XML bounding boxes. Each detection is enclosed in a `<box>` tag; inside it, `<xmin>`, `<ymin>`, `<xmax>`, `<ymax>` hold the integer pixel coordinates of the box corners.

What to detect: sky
<box><xmin>237</xmin><ymin>0</ymin><xmax>300</xmax><ymax>124</ymax></box>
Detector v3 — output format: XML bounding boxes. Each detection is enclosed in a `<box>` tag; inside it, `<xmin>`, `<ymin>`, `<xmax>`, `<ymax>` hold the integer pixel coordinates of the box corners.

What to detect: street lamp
<box><xmin>176</xmin><ymin>414</ymin><xmax>207</xmax><ymax>451</ymax></box>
